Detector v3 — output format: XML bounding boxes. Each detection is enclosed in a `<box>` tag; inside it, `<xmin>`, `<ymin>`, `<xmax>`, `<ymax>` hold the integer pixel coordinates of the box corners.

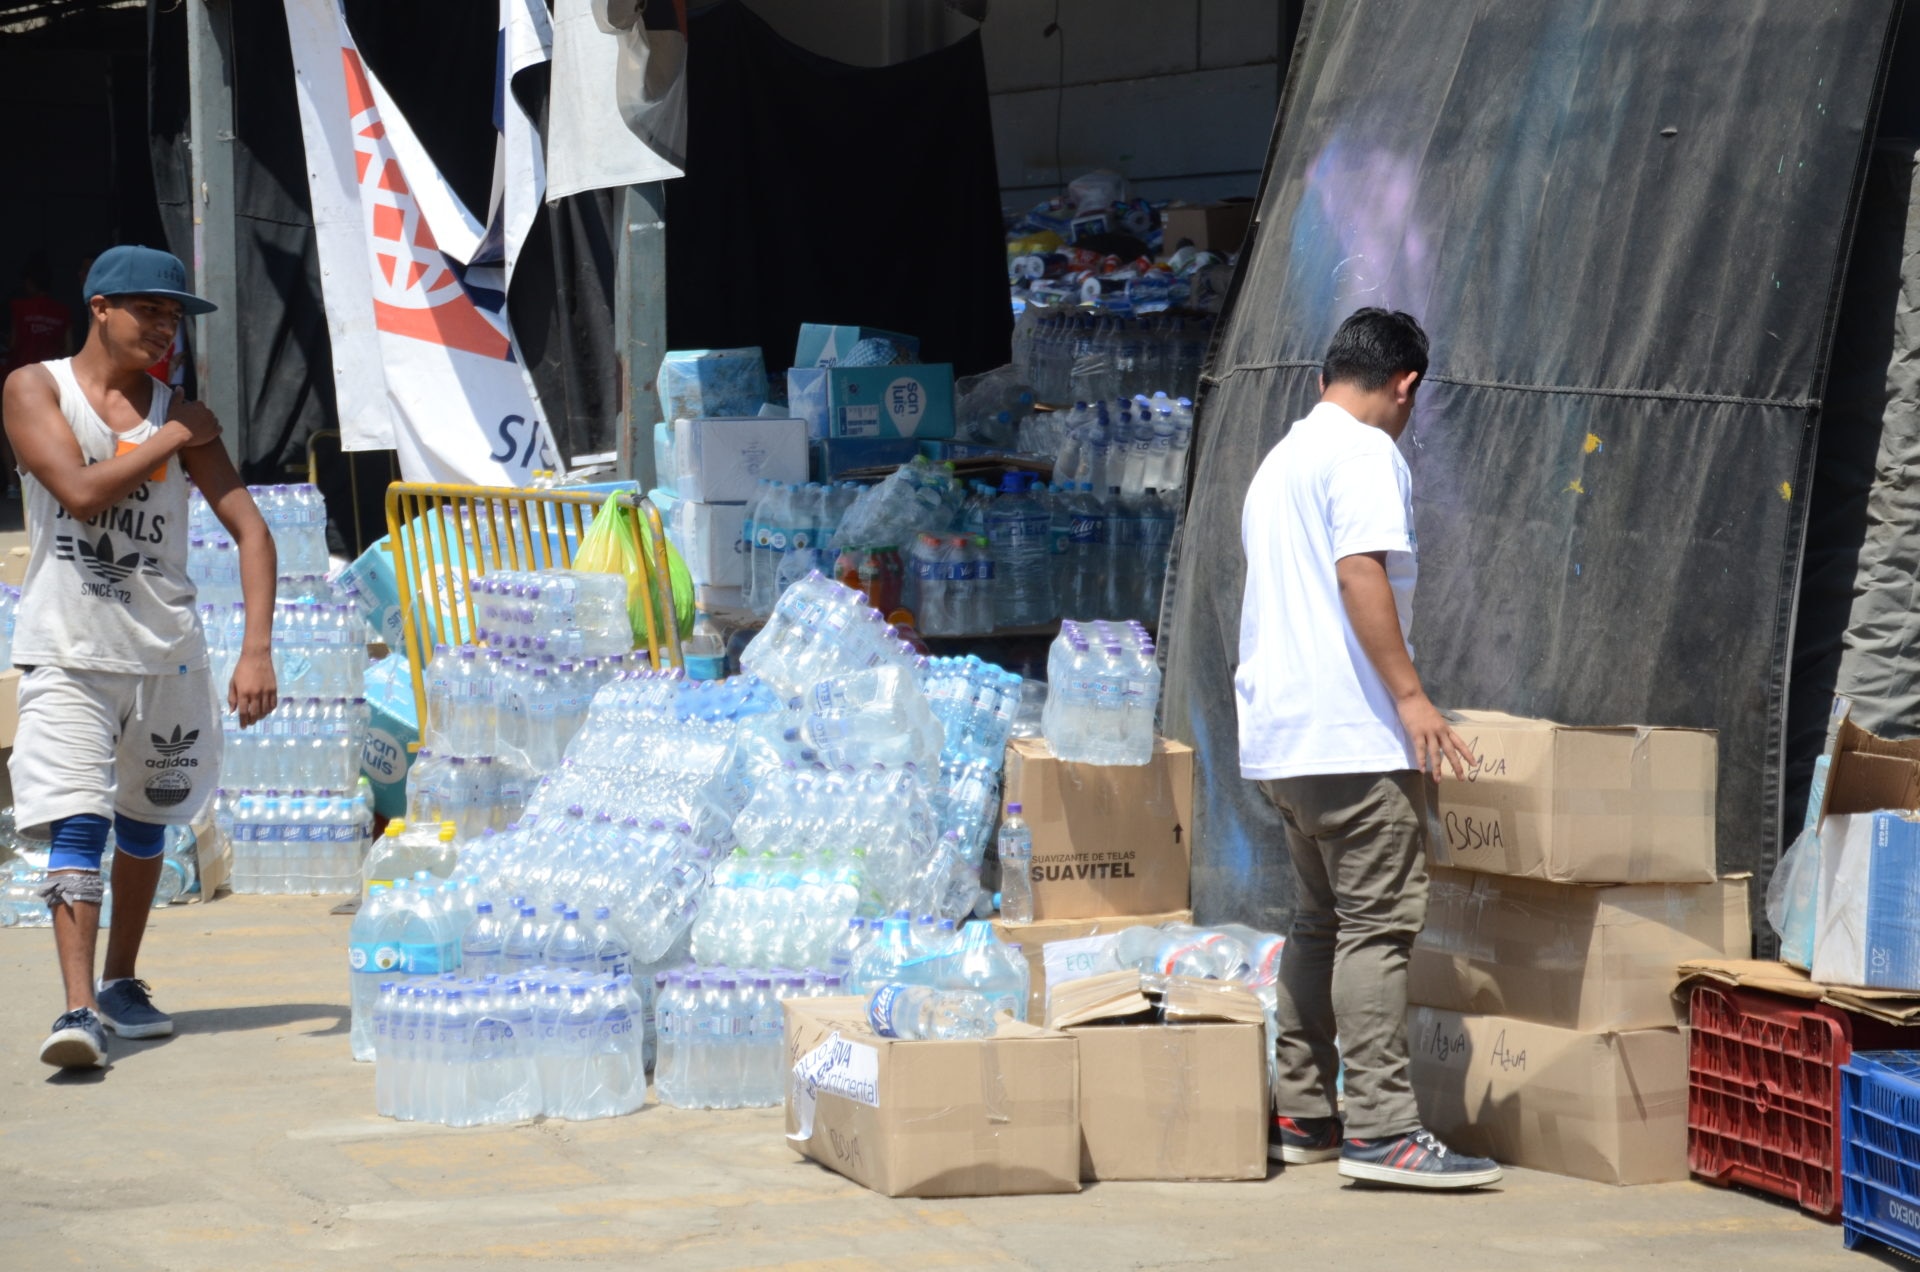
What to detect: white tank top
<box><xmin>12</xmin><ymin>359</ymin><xmax>207</xmax><ymax>675</ymax></box>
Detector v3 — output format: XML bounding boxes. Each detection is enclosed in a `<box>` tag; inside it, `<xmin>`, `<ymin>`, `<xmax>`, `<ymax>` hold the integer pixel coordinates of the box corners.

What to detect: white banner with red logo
<box><xmin>284</xmin><ymin>0</ymin><xmax>560</xmax><ymax>486</ymax></box>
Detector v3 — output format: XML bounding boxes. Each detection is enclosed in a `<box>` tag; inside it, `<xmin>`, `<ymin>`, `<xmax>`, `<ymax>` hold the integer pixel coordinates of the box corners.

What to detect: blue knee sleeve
<box><xmin>113</xmin><ymin>814</ymin><xmax>167</xmax><ymax>860</ymax></box>
<box><xmin>47</xmin><ymin>814</ymin><xmax>111</xmax><ymax>872</ymax></box>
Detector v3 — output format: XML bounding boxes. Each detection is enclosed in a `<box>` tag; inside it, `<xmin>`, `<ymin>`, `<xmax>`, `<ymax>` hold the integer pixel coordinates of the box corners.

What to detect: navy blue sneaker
<box><xmin>39</xmin><ymin>1008</ymin><xmax>109</xmax><ymax>1069</ymax></box>
<box><xmin>1339</xmin><ymin>1128</ymin><xmax>1503</xmax><ymax>1189</ymax></box>
<box><xmin>97</xmin><ymin>979</ymin><xmax>174</xmax><ymax>1039</ymax></box>
<box><xmin>1270</xmin><ymin>1114</ymin><xmax>1343</xmax><ymax>1164</ymax></box>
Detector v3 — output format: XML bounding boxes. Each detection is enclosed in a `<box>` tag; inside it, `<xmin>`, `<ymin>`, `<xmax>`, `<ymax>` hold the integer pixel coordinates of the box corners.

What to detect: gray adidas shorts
<box><xmin>10</xmin><ymin>664</ymin><xmax>222</xmax><ymax>840</ymax></box>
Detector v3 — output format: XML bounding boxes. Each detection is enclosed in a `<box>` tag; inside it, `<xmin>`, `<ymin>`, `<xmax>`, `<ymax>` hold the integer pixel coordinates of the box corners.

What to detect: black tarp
<box><xmin>1161</xmin><ymin>0</ymin><xmax>1906</xmax><ymax>935</ymax></box>
<box><xmin>664</xmin><ymin>2</ymin><xmax>1010</xmax><ymax>376</ymax></box>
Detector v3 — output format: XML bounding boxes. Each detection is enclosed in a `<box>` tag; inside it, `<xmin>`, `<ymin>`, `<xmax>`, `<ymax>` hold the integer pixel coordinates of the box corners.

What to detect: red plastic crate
<box><xmin>1688</xmin><ymin>983</ymin><xmax>1920</xmax><ymax>1219</ymax></box>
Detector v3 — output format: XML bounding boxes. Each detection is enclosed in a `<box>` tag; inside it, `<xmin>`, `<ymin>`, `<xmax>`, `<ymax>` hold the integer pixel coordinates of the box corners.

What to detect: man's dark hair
<box><xmin>1322</xmin><ymin>307</ymin><xmax>1430</xmax><ymax>391</ymax></box>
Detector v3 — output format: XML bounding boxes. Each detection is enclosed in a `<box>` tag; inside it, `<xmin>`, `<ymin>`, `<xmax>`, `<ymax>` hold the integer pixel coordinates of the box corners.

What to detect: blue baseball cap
<box><xmin>83</xmin><ymin>245</ymin><xmax>216</xmax><ymax>316</ymax></box>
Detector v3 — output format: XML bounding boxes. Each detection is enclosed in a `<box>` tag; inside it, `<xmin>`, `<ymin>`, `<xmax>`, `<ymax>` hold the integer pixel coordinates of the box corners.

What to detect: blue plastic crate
<box><xmin>1841</xmin><ymin>1051</ymin><xmax>1920</xmax><ymax>1258</ymax></box>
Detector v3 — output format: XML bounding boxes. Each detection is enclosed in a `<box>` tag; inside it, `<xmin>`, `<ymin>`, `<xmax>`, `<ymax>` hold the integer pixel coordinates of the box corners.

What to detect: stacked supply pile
<box><xmin>994</xmin><ymin>641</ymin><xmax>1198</xmax><ymax>1018</ymax></box>
<box><xmin>210</xmin><ymin>597</ymin><xmax>374</xmax><ymax>895</ymax></box>
<box><xmin>741</xmin><ymin>479</ymin><xmax>861</xmax><ymax>616</ymax></box>
<box><xmin>1407</xmin><ymin>710</ymin><xmax>1748</xmax><ymax>1185</ymax></box>
<box><xmin>188</xmin><ymin>483</ymin><xmax>333</xmax><ymax>608</ymax></box>
<box><xmin>411</xmin><ymin>568</ymin><xmax>639</xmax><ymax>834</ymax></box>
<box><xmin>653</xmin><ymin>346</ymin><xmax>807</xmax><ymax>615</ymax></box>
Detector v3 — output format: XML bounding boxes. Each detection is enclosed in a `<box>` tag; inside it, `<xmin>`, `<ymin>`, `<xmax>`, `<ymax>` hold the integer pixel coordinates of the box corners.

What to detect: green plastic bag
<box><xmin>575</xmin><ymin>497</ymin><xmax>694</xmax><ymax>648</ymax></box>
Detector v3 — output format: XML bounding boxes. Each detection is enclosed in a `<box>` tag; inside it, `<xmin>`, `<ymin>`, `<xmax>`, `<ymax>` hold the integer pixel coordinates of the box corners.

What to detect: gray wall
<box><xmin>743</xmin><ymin>0</ymin><xmax>1289</xmax><ymax>210</ymax></box>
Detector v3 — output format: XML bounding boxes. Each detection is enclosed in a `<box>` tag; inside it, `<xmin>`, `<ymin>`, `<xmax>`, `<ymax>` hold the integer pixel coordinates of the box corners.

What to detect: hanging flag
<box><xmin>478</xmin><ymin>0</ymin><xmax>553</xmax><ymax>288</ymax></box>
<box><xmin>590</xmin><ymin>0</ymin><xmax>690</xmax><ymax>177</ymax></box>
<box><xmin>548</xmin><ymin>0</ymin><xmax>684</xmax><ymax>200</ymax></box>
<box><xmin>284</xmin><ymin>0</ymin><xmax>560</xmax><ymax>485</ymax></box>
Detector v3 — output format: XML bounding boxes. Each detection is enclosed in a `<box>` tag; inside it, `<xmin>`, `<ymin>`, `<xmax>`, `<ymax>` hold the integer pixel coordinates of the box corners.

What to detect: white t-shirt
<box><xmin>1236</xmin><ymin>400</ymin><xmax>1418</xmax><ymax>780</ymax></box>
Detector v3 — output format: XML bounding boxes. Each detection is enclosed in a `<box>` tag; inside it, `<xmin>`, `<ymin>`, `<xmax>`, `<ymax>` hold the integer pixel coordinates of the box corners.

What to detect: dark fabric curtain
<box><xmin>665</xmin><ymin>1</ymin><xmax>1010</xmax><ymax>377</ymax></box>
<box><xmin>1160</xmin><ymin>0</ymin><xmax>1904</xmax><ymax>938</ymax></box>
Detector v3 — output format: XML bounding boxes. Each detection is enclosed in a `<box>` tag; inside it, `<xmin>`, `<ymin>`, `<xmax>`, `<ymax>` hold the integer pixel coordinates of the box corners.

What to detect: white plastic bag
<box><xmin>1766</xmin><ymin>824</ymin><xmax>1822</xmax><ymax>970</ymax></box>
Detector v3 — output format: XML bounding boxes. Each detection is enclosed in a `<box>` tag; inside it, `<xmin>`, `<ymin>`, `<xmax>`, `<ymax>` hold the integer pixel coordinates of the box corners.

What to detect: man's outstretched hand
<box><xmin>1398</xmin><ymin>694</ymin><xmax>1476</xmax><ymax>782</ymax></box>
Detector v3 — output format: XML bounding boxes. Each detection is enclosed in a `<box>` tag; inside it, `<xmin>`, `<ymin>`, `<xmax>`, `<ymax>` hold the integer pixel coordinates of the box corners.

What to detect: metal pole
<box><xmin>616</xmin><ymin>181</ymin><xmax>667</xmax><ymax>488</ymax></box>
<box><xmin>186</xmin><ymin>0</ymin><xmax>243</xmax><ymax>465</ymax></box>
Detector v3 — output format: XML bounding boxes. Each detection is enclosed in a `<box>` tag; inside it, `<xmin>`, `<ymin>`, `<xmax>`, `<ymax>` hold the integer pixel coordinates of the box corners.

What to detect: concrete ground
<box><xmin>0</xmin><ymin>897</ymin><xmax>1887</xmax><ymax>1272</ymax></box>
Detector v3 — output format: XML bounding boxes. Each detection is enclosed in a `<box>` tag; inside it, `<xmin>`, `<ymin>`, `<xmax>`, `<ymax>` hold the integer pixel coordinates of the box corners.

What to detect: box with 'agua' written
<box><xmin>1433</xmin><ymin>710</ymin><xmax>1717</xmax><ymax>884</ymax></box>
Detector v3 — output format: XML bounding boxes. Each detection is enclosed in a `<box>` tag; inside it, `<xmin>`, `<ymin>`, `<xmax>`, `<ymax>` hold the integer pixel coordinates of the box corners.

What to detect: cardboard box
<box><xmin>783</xmin><ymin>996</ymin><xmax>1081</xmax><ymax>1198</ymax></box>
<box><xmin>336</xmin><ymin>536</ymin><xmax>406</xmax><ymax>651</ymax></box>
<box><xmin>1678</xmin><ymin>955</ymin><xmax>1920</xmax><ymax>1026</ymax></box>
<box><xmin>1048</xmin><ymin>972</ymin><xmax>1268</xmax><ymax>1181</ymax></box>
<box><xmin>659</xmin><ymin>347</ymin><xmax>768</xmax><ymax>422</ymax></box>
<box><xmin>0</xmin><ymin>544</ymin><xmax>27</xmax><ymax>588</ymax></box>
<box><xmin>0</xmin><ymin>667</ymin><xmax>19</xmax><ymax>750</ymax></box>
<box><xmin>1160</xmin><ymin>199</ymin><xmax>1255</xmax><ymax>254</ymax></box>
<box><xmin>787</xmin><ymin>365</ymin><xmax>956</xmax><ymax>442</ymax></box>
<box><xmin>1432</xmin><ymin>710</ymin><xmax>1717</xmax><ymax>884</ymax></box>
<box><xmin>668</xmin><ymin>501</ymin><xmax>747</xmax><ymax>589</ymax></box>
<box><xmin>1002</xmin><ymin>737</ymin><xmax>1193</xmax><ymax>920</ymax></box>
<box><xmin>1813</xmin><ymin>811</ymin><xmax>1920</xmax><ymax>991</ymax></box>
<box><xmin>1410</xmin><ymin>869</ymin><xmax>1751</xmax><ymax>1031</ymax></box>
<box><xmin>1815</xmin><ymin>701</ymin><xmax>1920</xmax><ymax>824</ymax></box>
<box><xmin>669</xmin><ymin>415</ymin><xmax>808</xmax><ymax>504</ymax></box>
<box><xmin>1410</xmin><ymin>1006</ymin><xmax>1688</xmax><ymax>1185</ymax></box>
<box><xmin>360</xmin><ymin>655</ymin><xmax>419</xmax><ymax>819</ymax></box>
<box><xmin>811</xmin><ymin>437</ymin><xmax>923</xmax><ymax>481</ymax></box>
<box><xmin>990</xmin><ymin>909</ymin><xmax>1194</xmax><ymax>1021</ymax></box>
<box><xmin>794</xmin><ymin>323</ymin><xmax>921</xmax><ymax>370</ymax></box>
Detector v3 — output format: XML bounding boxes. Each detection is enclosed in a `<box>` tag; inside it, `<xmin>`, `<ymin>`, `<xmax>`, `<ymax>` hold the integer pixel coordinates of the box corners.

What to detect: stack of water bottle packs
<box><xmin>187</xmin><ymin>483</ymin><xmax>334</xmax><ymax>607</ymax></box>
<box><xmin>0</xmin><ymin>583</ymin><xmax>20</xmax><ymax>668</ymax></box>
<box><xmin>742</xmin><ymin>480</ymin><xmax>863</xmax><ymax>616</ymax></box>
<box><xmin>1042</xmin><ymin>619</ymin><xmax>1163</xmax><ymax>766</ymax></box>
<box><xmin>210</xmin><ymin>596</ymin><xmax>375</xmax><ymax>895</ymax></box>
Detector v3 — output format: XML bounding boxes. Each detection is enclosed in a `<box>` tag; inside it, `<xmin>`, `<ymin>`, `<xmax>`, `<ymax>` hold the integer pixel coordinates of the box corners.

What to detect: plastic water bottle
<box><xmin>984</xmin><ymin>473</ymin><xmax>1053</xmax><ymax>628</ymax></box>
<box><xmin>461</xmin><ymin>902</ymin><xmax>506</xmax><ymax>977</ymax></box>
<box><xmin>997</xmin><ymin>805</ymin><xmax>1034</xmax><ymax>923</ymax></box>
<box><xmin>348</xmin><ymin>884</ymin><xmax>403</xmax><ymax>1060</ymax></box>
<box><xmin>866</xmin><ymin>984</ymin><xmax>995</xmax><ymax>1039</ymax></box>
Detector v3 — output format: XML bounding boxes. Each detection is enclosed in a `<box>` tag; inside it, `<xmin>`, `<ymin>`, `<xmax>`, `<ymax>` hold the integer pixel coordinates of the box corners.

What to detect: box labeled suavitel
<box><xmin>783</xmin><ymin>997</ymin><xmax>1080</xmax><ymax>1198</ymax></box>
<box><xmin>1002</xmin><ymin>737</ymin><xmax>1193</xmax><ymax>920</ymax></box>
<box><xmin>1433</xmin><ymin>710</ymin><xmax>1717</xmax><ymax>884</ymax></box>
<box><xmin>1047</xmin><ymin>972</ymin><xmax>1268</xmax><ymax>1181</ymax></box>
<box><xmin>1409</xmin><ymin>1006</ymin><xmax>1688</xmax><ymax>1185</ymax></box>
<box><xmin>990</xmin><ymin>909</ymin><xmax>1194</xmax><ymax>1021</ymax></box>
<box><xmin>1409</xmin><ymin>868</ymin><xmax>1751</xmax><ymax>1031</ymax></box>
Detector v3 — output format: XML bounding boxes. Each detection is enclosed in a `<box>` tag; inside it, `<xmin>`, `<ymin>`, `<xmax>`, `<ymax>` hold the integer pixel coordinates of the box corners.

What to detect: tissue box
<box><xmin>795</xmin><ymin>323</ymin><xmax>921</xmax><ymax>369</ymax></box>
<box><xmin>671</xmin><ymin>415</ymin><xmax>809</xmax><ymax>503</ymax></box>
<box><xmin>669</xmin><ymin>501</ymin><xmax>747</xmax><ymax>589</ymax></box>
<box><xmin>659</xmin><ymin>348</ymin><xmax>768</xmax><ymax>422</ymax></box>
<box><xmin>786</xmin><ymin>365</ymin><xmax>956</xmax><ymax>441</ymax></box>
<box><xmin>1813</xmin><ymin>811</ymin><xmax>1920</xmax><ymax>991</ymax></box>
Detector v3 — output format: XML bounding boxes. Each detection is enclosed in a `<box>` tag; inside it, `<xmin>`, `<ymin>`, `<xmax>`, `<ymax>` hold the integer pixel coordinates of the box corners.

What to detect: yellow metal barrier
<box><xmin>384</xmin><ymin>482</ymin><xmax>682</xmax><ymax>733</ymax></box>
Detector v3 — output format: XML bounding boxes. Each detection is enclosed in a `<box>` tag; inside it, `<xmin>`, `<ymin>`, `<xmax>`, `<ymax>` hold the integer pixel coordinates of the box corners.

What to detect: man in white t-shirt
<box><xmin>1236</xmin><ymin>308</ymin><xmax>1499</xmax><ymax>1189</ymax></box>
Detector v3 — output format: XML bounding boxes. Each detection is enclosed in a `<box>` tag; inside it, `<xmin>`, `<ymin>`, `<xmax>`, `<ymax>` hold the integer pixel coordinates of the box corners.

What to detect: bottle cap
<box><xmin>1007</xmin><ymin>803</ymin><xmax>1022</xmax><ymax>815</ymax></box>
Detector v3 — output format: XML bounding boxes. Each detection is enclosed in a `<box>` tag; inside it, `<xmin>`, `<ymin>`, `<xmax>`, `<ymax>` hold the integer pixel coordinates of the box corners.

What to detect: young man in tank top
<box><xmin>0</xmin><ymin>246</ymin><xmax>279</xmax><ymax>1069</ymax></box>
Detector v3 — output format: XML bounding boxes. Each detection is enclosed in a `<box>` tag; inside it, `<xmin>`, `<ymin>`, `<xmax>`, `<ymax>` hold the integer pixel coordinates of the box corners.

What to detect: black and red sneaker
<box><xmin>1338</xmin><ymin>1128</ymin><xmax>1503</xmax><ymax>1189</ymax></box>
<box><xmin>1269</xmin><ymin>1114</ymin><xmax>1343</xmax><ymax>1164</ymax></box>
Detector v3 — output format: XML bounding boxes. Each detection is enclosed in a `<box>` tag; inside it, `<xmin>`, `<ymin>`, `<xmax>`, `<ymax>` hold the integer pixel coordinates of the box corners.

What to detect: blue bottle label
<box><xmin>868</xmin><ymin>983</ymin><xmax>907</xmax><ymax>1038</ymax></box>
<box><xmin>350</xmin><ymin>941</ymin><xmax>404</xmax><ymax>974</ymax></box>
